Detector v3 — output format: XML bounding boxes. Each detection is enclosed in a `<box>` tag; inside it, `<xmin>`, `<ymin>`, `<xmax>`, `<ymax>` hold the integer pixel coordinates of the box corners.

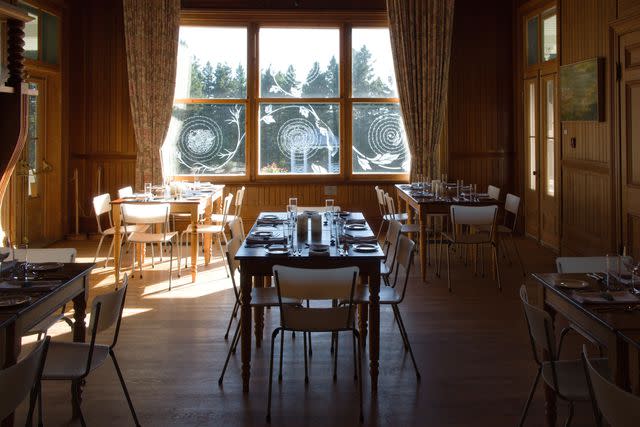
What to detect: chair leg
<box><xmin>217</xmin><ymin>235</ymin><xmax>229</xmax><ymax>278</ymax></box>
<box><xmin>278</xmin><ymin>329</ymin><xmax>284</xmax><ymax>382</ymax></box>
<box><xmin>168</xmin><ymin>243</ymin><xmax>174</xmax><ymax>291</ymax></box>
<box><xmin>307</xmin><ymin>300</ymin><xmax>313</xmax><ymax>357</ymax></box>
<box><xmin>27</xmin><ymin>382</ymin><xmax>39</xmax><ymax>426</ymax></box>
<box><xmin>352</xmin><ymin>330</ymin><xmax>358</xmax><ymax>381</ymax></box>
<box><xmin>219</xmin><ymin>320</ymin><xmax>241</xmax><ymax>385</ymax></box>
<box><xmin>518</xmin><ymin>367</ymin><xmax>541</xmax><ymax>427</ymax></box>
<box><xmin>436</xmin><ymin>234</ymin><xmax>444</xmax><ymax>277</ymax></box>
<box><xmin>303</xmin><ymin>332</ymin><xmax>309</xmax><ymax>384</ymax></box>
<box><xmin>446</xmin><ymin>244</ymin><xmax>452</xmax><ymax>292</ymax></box>
<box><xmin>224</xmin><ymin>301</ymin><xmax>240</xmax><ymax>339</ymax></box>
<box><xmin>105</xmin><ymin>238</ymin><xmax>115</xmax><ymax>268</ymax></box>
<box><xmin>565</xmin><ymin>401</ymin><xmax>574</xmax><ymax>427</ymax></box>
<box><xmin>110</xmin><ymin>350</ymin><xmax>141</xmax><ymax>426</ymax></box>
<box><xmin>492</xmin><ymin>244</ymin><xmax>502</xmax><ymax>291</ymax></box>
<box><xmin>266</xmin><ymin>328</ymin><xmax>280</xmax><ymax>423</ymax></box>
<box><xmin>557</xmin><ymin>326</ymin><xmax>572</xmax><ymax>357</ymax></box>
<box><xmin>333</xmin><ymin>332</ymin><xmax>339</xmax><ymax>381</ymax></box>
<box><xmin>131</xmin><ymin>242</ymin><xmax>136</xmax><ymax>278</ymax></box>
<box><xmin>93</xmin><ymin>234</ymin><xmax>106</xmax><ymax>264</ymax></box>
<box><xmin>72</xmin><ymin>380</ymin><xmax>87</xmax><ymax>427</ymax></box>
<box><xmin>392</xmin><ymin>305</ymin><xmax>409</xmax><ymax>350</ymax></box>
<box><xmin>393</xmin><ymin>305</ymin><xmax>421</xmax><ymax>380</ymax></box>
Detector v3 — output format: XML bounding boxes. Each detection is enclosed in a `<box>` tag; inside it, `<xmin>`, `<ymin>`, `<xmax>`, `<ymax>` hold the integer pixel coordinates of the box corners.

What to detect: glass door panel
<box><xmin>524</xmin><ymin>77</ymin><xmax>540</xmax><ymax>239</ymax></box>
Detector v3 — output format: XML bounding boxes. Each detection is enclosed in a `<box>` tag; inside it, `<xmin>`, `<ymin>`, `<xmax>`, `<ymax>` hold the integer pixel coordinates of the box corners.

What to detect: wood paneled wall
<box><xmin>446</xmin><ymin>0</ymin><xmax>515</xmax><ymax>195</ymax></box>
<box><xmin>64</xmin><ymin>0</ymin><xmax>516</xmax><ymax>235</ymax></box>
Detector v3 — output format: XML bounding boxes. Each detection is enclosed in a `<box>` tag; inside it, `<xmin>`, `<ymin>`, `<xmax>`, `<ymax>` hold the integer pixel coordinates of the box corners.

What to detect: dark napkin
<box><xmin>245</xmin><ymin>235</ymin><xmax>287</xmax><ymax>245</ymax></box>
<box><xmin>345</xmin><ymin>218</ymin><xmax>366</xmax><ymax>225</ymax></box>
<box><xmin>342</xmin><ymin>234</ymin><xmax>378</xmax><ymax>244</ymax></box>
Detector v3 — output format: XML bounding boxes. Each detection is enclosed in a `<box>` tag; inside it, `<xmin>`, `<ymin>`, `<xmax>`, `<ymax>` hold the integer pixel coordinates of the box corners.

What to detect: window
<box><xmin>17</xmin><ymin>2</ymin><xmax>60</xmax><ymax>65</ymax></box>
<box><xmin>525</xmin><ymin>8</ymin><xmax>557</xmax><ymax>67</ymax></box>
<box><xmin>164</xmin><ymin>18</ymin><xmax>409</xmax><ymax>180</ymax></box>
<box><xmin>164</xmin><ymin>27</ymin><xmax>247</xmax><ymax>176</ymax></box>
<box><xmin>526</xmin><ymin>16</ymin><xmax>538</xmax><ymax>67</ymax></box>
<box><xmin>542</xmin><ymin>11</ymin><xmax>557</xmax><ymax>62</ymax></box>
<box><xmin>545</xmin><ymin>79</ymin><xmax>555</xmax><ymax>196</ymax></box>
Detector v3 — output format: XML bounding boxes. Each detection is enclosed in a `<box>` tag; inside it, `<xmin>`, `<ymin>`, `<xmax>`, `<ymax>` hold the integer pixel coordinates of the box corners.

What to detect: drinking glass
<box><xmin>325</xmin><ymin>199</ymin><xmax>334</xmax><ymax>214</ymax></box>
<box><xmin>144</xmin><ymin>182</ymin><xmax>152</xmax><ymax>198</ymax></box>
<box><xmin>442</xmin><ymin>173</ymin><xmax>448</xmax><ymax>184</ymax></box>
<box><xmin>606</xmin><ymin>253</ymin><xmax>621</xmax><ymax>290</ymax></box>
<box><xmin>470</xmin><ymin>184</ymin><xmax>477</xmax><ymax>201</ymax></box>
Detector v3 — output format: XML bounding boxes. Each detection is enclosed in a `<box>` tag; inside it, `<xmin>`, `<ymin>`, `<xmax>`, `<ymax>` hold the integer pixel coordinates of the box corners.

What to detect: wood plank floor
<box><xmin>13</xmin><ymin>237</ymin><xmax>597</xmax><ymax>426</ymax></box>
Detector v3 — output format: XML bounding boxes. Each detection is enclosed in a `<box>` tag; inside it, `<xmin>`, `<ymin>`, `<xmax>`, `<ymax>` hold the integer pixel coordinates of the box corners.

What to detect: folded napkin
<box><xmin>572</xmin><ymin>291</ymin><xmax>640</xmax><ymax>304</ymax></box>
<box><xmin>245</xmin><ymin>236</ymin><xmax>287</xmax><ymax>245</ymax></box>
<box><xmin>256</xmin><ymin>218</ymin><xmax>285</xmax><ymax>225</ymax></box>
<box><xmin>342</xmin><ymin>234</ymin><xmax>377</xmax><ymax>244</ymax></box>
<box><xmin>345</xmin><ymin>218</ymin><xmax>366</xmax><ymax>225</ymax></box>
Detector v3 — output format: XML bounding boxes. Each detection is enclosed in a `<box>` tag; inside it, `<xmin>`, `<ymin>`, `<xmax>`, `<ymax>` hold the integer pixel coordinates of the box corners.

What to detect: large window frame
<box><xmin>178</xmin><ymin>10</ymin><xmax>408</xmax><ymax>184</ymax></box>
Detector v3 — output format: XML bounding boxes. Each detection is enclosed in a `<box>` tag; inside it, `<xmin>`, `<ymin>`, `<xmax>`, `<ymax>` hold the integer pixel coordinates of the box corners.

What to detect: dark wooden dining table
<box><xmin>395</xmin><ymin>183</ymin><xmax>500</xmax><ymax>281</ymax></box>
<box><xmin>531</xmin><ymin>272</ymin><xmax>640</xmax><ymax>427</ymax></box>
<box><xmin>234</xmin><ymin>211</ymin><xmax>385</xmax><ymax>393</ymax></box>
<box><xmin>0</xmin><ymin>262</ymin><xmax>95</xmax><ymax>427</ymax></box>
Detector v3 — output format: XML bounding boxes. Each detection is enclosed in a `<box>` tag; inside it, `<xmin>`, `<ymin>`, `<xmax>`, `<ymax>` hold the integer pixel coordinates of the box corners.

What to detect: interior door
<box><xmin>620</xmin><ymin>30</ymin><xmax>640</xmax><ymax>259</ymax></box>
<box><xmin>524</xmin><ymin>76</ymin><xmax>540</xmax><ymax>239</ymax></box>
<box><xmin>540</xmin><ymin>72</ymin><xmax>559</xmax><ymax>249</ymax></box>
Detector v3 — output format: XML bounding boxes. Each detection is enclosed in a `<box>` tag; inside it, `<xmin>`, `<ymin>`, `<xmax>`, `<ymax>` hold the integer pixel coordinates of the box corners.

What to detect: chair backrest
<box><xmin>121</xmin><ymin>203</ymin><xmax>170</xmax><ymax>226</ymax></box>
<box><xmin>234</xmin><ymin>186</ymin><xmax>246</xmax><ymax>216</ymax></box>
<box><xmin>450</xmin><ymin>205</ymin><xmax>497</xmax><ymax>242</ymax></box>
<box><xmin>391</xmin><ymin>235</ymin><xmax>416</xmax><ymax>301</ymax></box>
<box><xmin>219</xmin><ymin>193</ymin><xmax>234</xmax><ymax>224</ymax></box>
<box><xmin>582</xmin><ymin>346</ymin><xmax>640</xmax><ymax>427</ymax></box>
<box><xmin>384</xmin><ymin>193</ymin><xmax>398</xmax><ymax>216</ymax></box>
<box><xmin>273</xmin><ymin>265</ymin><xmax>358</xmax><ymax>332</ymax></box>
<box><xmin>504</xmin><ymin>193</ymin><xmax>520</xmax><ymax>216</ymax></box>
<box><xmin>118</xmin><ymin>186</ymin><xmax>133</xmax><ymax>199</ymax></box>
<box><xmin>93</xmin><ymin>193</ymin><xmax>112</xmax><ymax>233</ymax></box>
<box><xmin>488</xmin><ymin>185</ymin><xmax>500</xmax><ymax>200</ymax></box>
<box><xmin>374</xmin><ymin>186</ymin><xmax>386</xmax><ymax>215</ymax></box>
<box><xmin>8</xmin><ymin>248</ymin><xmax>76</xmax><ymax>263</ymax></box>
<box><xmin>89</xmin><ymin>276</ymin><xmax>129</xmax><ymax>337</ymax></box>
<box><xmin>225</xmin><ymin>238</ymin><xmax>242</xmax><ymax>301</ymax></box>
<box><xmin>383</xmin><ymin>220</ymin><xmax>402</xmax><ymax>271</ymax></box>
<box><xmin>0</xmin><ymin>336</ymin><xmax>49</xmax><ymax>421</ymax></box>
<box><xmin>519</xmin><ymin>284</ymin><xmax>557</xmax><ymax>364</ymax></box>
<box><xmin>228</xmin><ymin>218</ymin><xmax>245</xmax><ymax>241</ymax></box>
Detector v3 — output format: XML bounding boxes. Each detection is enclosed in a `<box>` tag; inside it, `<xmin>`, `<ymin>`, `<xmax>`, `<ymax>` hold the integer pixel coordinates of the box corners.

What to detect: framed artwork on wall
<box><xmin>559</xmin><ymin>57</ymin><xmax>604</xmax><ymax>122</ymax></box>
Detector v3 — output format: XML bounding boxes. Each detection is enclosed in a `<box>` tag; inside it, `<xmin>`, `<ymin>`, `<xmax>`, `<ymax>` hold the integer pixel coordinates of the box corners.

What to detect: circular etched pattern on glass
<box><xmin>367</xmin><ymin>113</ymin><xmax>406</xmax><ymax>160</ymax></box>
<box><xmin>276</xmin><ymin>118</ymin><xmax>321</xmax><ymax>160</ymax></box>
<box><xmin>177</xmin><ymin>115</ymin><xmax>223</xmax><ymax>165</ymax></box>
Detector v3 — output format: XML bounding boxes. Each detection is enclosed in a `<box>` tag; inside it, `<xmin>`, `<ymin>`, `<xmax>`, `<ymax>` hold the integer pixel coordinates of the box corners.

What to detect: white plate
<box><xmin>261</xmin><ymin>214</ymin><xmax>279</xmax><ymax>220</ymax></box>
<box><xmin>0</xmin><ymin>295</ymin><xmax>31</xmax><ymax>308</ymax></box>
<box><xmin>252</xmin><ymin>231</ymin><xmax>273</xmax><ymax>238</ymax></box>
<box><xmin>353</xmin><ymin>243</ymin><xmax>378</xmax><ymax>253</ymax></box>
<box><xmin>555</xmin><ymin>279</ymin><xmax>589</xmax><ymax>289</ymax></box>
<box><xmin>310</xmin><ymin>243</ymin><xmax>329</xmax><ymax>252</ymax></box>
<box><xmin>29</xmin><ymin>262</ymin><xmax>64</xmax><ymax>272</ymax></box>
<box><xmin>345</xmin><ymin>224</ymin><xmax>367</xmax><ymax>231</ymax></box>
<box><xmin>265</xmin><ymin>245</ymin><xmax>289</xmax><ymax>255</ymax></box>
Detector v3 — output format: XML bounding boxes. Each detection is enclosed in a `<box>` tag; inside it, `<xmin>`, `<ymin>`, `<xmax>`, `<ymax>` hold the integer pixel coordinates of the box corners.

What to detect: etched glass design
<box><xmin>259</xmin><ymin>103</ymin><xmax>339</xmax><ymax>174</ymax></box>
<box><xmin>352</xmin><ymin>103</ymin><xmax>409</xmax><ymax>173</ymax></box>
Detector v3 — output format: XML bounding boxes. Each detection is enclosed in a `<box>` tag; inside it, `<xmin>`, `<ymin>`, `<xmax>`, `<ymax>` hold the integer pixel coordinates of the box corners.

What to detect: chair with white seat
<box><xmin>117</xmin><ymin>186</ymin><xmax>133</xmax><ymax>199</ymax></box>
<box><xmin>228</xmin><ymin>218</ymin><xmax>245</xmax><ymax>241</ymax></box>
<box><xmin>354</xmin><ymin>234</ymin><xmax>420</xmax><ymax>379</ymax></box>
<box><xmin>36</xmin><ymin>276</ymin><xmax>140</xmax><ymax>427</ymax></box>
<box><xmin>518</xmin><ymin>285</ymin><xmax>605</xmax><ymax>427</ymax></box>
<box><xmin>0</xmin><ymin>336</ymin><xmax>49</xmax><ymax>425</ymax></box>
<box><xmin>487</xmin><ymin>185</ymin><xmax>501</xmax><ymax>201</ymax></box>
<box><xmin>374</xmin><ymin>186</ymin><xmax>408</xmax><ymax>238</ymax></box>
<box><xmin>267</xmin><ymin>265</ymin><xmax>363</xmax><ymax>423</ymax></box>
<box><xmin>582</xmin><ymin>345</ymin><xmax>640</xmax><ymax>427</ymax></box>
<box><xmin>437</xmin><ymin>205</ymin><xmax>500</xmax><ymax>292</ymax></box>
<box><xmin>181</xmin><ymin>193</ymin><xmax>233</xmax><ymax>274</ymax></box>
<box><xmin>121</xmin><ymin>203</ymin><xmax>179</xmax><ymax>291</ymax></box>
<box><xmin>211</xmin><ymin>186</ymin><xmax>245</xmax><ymax>226</ymax></box>
<box><xmin>380</xmin><ymin>220</ymin><xmax>402</xmax><ymax>286</ymax></box>
<box><xmin>92</xmin><ymin>193</ymin><xmax>148</xmax><ymax>267</ymax></box>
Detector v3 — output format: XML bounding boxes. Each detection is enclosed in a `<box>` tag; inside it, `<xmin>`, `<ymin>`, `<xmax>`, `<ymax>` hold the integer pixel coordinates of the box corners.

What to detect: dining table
<box><xmin>531</xmin><ymin>272</ymin><xmax>640</xmax><ymax>427</ymax></box>
<box><xmin>110</xmin><ymin>184</ymin><xmax>224</xmax><ymax>284</ymax></box>
<box><xmin>0</xmin><ymin>262</ymin><xmax>95</xmax><ymax>427</ymax></box>
<box><xmin>395</xmin><ymin>183</ymin><xmax>500</xmax><ymax>281</ymax></box>
<box><xmin>234</xmin><ymin>211</ymin><xmax>385</xmax><ymax>393</ymax></box>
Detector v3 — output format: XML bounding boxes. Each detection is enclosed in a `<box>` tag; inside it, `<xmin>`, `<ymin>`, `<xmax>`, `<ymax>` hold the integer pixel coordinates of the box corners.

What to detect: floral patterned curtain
<box><xmin>123</xmin><ymin>0</ymin><xmax>180</xmax><ymax>189</ymax></box>
<box><xmin>387</xmin><ymin>0</ymin><xmax>455</xmax><ymax>180</ymax></box>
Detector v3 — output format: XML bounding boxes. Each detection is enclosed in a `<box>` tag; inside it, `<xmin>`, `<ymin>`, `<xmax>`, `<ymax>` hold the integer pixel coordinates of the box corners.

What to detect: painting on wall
<box><xmin>559</xmin><ymin>57</ymin><xmax>604</xmax><ymax>122</ymax></box>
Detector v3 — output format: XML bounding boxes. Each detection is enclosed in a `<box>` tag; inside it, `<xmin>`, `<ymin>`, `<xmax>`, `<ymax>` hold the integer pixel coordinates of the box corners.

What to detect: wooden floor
<box><xmin>13</xmin><ymin>237</ymin><xmax>598</xmax><ymax>426</ymax></box>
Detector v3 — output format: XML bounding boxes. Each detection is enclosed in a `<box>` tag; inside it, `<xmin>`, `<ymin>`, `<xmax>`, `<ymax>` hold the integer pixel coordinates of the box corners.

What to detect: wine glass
<box><xmin>0</xmin><ymin>251</ymin><xmax>9</xmax><ymax>279</ymax></box>
<box><xmin>606</xmin><ymin>253</ymin><xmax>621</xmax><ymax>291</ymax></box>
<box><xmin>623</xmin><ymin>257</ymin><xmax>640</xmax><ymax>293</ymax></box>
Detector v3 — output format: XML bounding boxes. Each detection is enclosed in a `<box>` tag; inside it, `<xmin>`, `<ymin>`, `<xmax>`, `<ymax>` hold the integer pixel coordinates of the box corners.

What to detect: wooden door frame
<box><xmin>611</xmin><ymin>12</ymin><xmax>640</xmax><ymax>255</ymax></box>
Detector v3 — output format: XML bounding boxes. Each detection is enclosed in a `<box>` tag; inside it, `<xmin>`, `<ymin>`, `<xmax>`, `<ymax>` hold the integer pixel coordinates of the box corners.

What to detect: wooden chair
<box><xmin>228</xmin><ymin>217</ymin><xmax>245</xmax><ymax>241</ymax></box>
<box><xmin>36</xmin><ymin>276</ymin><xmax>140</xmax><ymax>427</ymax></box>
<box><xmin>93</xmin><ymin>193</ymin><xmax>148</xmax><ymax>267</ymax></box>
<box><xmin>437</xmin><ymin>205</ymin><xmax>501</xmax><ymax>291</ymax></box>
<box><xmin>487</xmin><ymin>185</ymin><xmax>500</xmax><ymax>200</ymax></box>
<box><xmin>518</xmin><ymin>285</ymin><xmax>605</xmax><ymax>427</ymax></box>
<box><xmin>582</xmin><ymin>345</ymin><xmax>640</xmax><ymax>427</ymax></box>
<box><xmin>117</xmin><ymin>186</ymin><xmax>133</xmax><ymax>199</ymax></box>
<box><xmin>374</xmin><ymin>186</ymin><xmax>408</xmax><ymax>238</ymax></box>
<box><xmin>381</xmin><ymin>220</ymin><xmax>402</xmax><ymax>286</ymax></box>
<box><xmin>121</xmin><ymin>203</ymin><xmax>179</xmax><ymax>291</ymax></box>
<box><xmin>354</xmin><ymin>234</ymin><xmax>420</xmax><ymax>379</ymax></box>
<box><xmin>211</xmin><ymin>186</ymin><xmax>245</xmax><ymax>226</ymax></box>
<box><xmin>0</xmin><ymin>337</ymin><xmax>49</xmax><ymax>425</ymax></box>
<box><xmin>267</xmin><ymin>265</ymin><xmax>363</xmax><ymax>423</ymax></box>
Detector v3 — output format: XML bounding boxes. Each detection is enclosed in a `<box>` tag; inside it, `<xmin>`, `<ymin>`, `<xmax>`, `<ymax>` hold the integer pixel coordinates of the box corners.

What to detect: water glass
<box><xmin>325</xmin><ymin>199</ymin><xmax>334</xmax><ymax>215</ymax></box>
<box><xmin>144</xmin><ymin>182</ymin><xmax>152</xmax><ymax>197</ymax></box>
<box><xmin>606</xmin><ymin>253</ymin><xmax>621</xmax><ymax>290</ymax></box>
<box><xmin>470</xmin><ymin>184</ymin><xmax>477</xmax><ymax>201</ymax></box>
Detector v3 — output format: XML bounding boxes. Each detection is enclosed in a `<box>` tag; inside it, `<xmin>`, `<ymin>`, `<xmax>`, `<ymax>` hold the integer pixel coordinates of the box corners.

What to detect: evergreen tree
<box><xmin>301</xmin><ymin>61</ymin><xmax>327</xmax><ymax>97</ymax></box>
<box><xmin>212</xmin><ymin>62</ymin><xmax>234</xmax><ymax>98</ymax></box>
<box><xmin>232</xmin><ymin>64</ymin><xmax>246</xmax><ymax>98</ymax></box>
<box><xmin>201</xmin><ymin>61</ymin><xmax>215</xmax><ymax>98</ymax></box>
<box><xmin>280</xmin><ymin>64</ymin><xmax>300</xmax><ymax>95</ymax></box>
<box><xmin>325</xmin><ymin>55</ymin><xmax>339</xmax><ymax>96</ymax></box>
<box><xmin>189</xmin><ymin>56</ymin><xmax>204</xmax><ymax>98</ymax></box>
<box><xmin>261</xmin><ymin>65</ymin><xmax>274</xmax><ymax>96</ymax></box>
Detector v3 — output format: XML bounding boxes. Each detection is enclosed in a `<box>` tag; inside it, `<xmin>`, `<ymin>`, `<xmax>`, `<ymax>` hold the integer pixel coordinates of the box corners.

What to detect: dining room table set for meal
<box><xmin>0</xmin><ymin>260</ymin><xmax>72</xmax><ymax>310</ymax></box>
<box><xmin>399</xmin><ymin>181</ymin><xmax>493</xmax><ymax>203</ymax></box>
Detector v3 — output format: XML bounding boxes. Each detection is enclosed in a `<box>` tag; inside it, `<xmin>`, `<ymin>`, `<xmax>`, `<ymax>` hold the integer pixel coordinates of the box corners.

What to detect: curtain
<box><xmin>123</xmin><ymin>0</ymin><xmax>180</xmax><ymax>189</ymax></box>
<box><xmin>387</xmin><ymin>0</ymin><xmax>455</xmax><ymax>180</ymax></box>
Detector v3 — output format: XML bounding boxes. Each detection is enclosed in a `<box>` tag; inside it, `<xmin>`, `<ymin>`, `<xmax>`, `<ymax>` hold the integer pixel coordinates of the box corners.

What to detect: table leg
<box><xmin>71</xmin><ymin>279</ymin><xmax>88</xmax><ymax>419</ymax></box>
<box><xmin>541</xmin><ymin>305</ymin><xmax>556</xmax><ymax>427</ymax></box>
<box><xmin>204</xmin><ymin>198</ymin><xmax>212</xmax><ymax>266</ymax></box>
<box><xmin>405</xmin><ymin>199</ymin><xmax>414</xmax><ymax>240</ymax></box>
<box><xmin>190</xmin><ymin>210</ymin><xmax>198</xmax><ymax>282</ymax></box>
<box><xmin>240</xmin><ymin>267</ymin><xmax>252</xmax><ymax>392</ymax></box>
<box><xmin>1</xmin><ymin>324</ymin><xmax>19</xmax><ymax>426</ymax></box>
<box><xmin>418</xmin><ymin>210</ymin><xmax>427</xmax><ymax>282</ymax></box>
<box><xmin>368</xmin><ymin>270</ymin><xmax>381</xmax><ymax>394</ymax></box>
<box><xmin>113</xmin><ymin>205</ymin><xmax>122</xmax><ymax>284</ymax></box>
<box><xmin>254</xmin><ymin>275</ymin><xmax>264</xmax><ymax>348</ymax></box>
